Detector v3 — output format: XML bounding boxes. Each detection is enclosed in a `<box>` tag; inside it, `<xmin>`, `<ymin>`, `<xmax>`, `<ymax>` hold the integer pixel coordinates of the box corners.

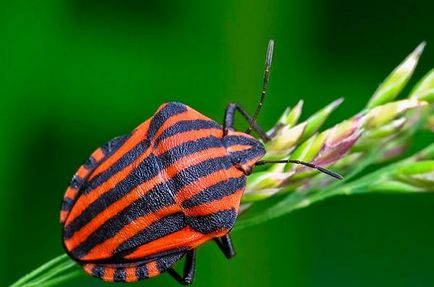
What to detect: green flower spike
<box><xmin>367</xmin><ymin>42</ymin><xmax>425</xmax><ymax>108</ymax></box>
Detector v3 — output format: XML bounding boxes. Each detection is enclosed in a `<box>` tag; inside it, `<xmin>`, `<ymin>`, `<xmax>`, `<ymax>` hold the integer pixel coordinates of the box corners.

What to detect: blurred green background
<box><xmin>1</xmin><ymin>0</ymin><xmax>434</xmax><ymax>286</ymax></box>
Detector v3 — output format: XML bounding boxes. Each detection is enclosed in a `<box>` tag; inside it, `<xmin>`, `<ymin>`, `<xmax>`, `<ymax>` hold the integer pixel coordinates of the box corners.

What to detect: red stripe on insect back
<box><xmin>151</xmin><ymin>108</ymin><xmax>211</xmax><ymax>141</ymax></box>
<box><xmin>60</xmin><ymin>210</ymin><xmax>69</xmax><ymax>223</ymax></box>
<box><xmin>132</xmin><ymin>117</ymin><xmax>151</xmax><ymax>134</ymax></box>
<box><xmin>82</xmin><ymin>263</ymin><xmax>95</xmax><ymax>275</ymax></box>
<box><xmin>123</xmin><ymin>226</ymin><xmax>210</xmax><ymax>260</ymax></box>
<box><xmin>64</xmin><ymin>143</ymin><xmax>153</xmax><ymax>226</ymax></box>
<box><xmin>86</xmin><ymin>121</ymin><xmax>150</xmax><ymax>182</ymax></box>
<box><xmin>64</xmin><ymin>147</ymin><xmax>227</xmax><ymax>253</ymax></box>
<box><xmin>82</xmin><ymin>205</ymin><xmax>180</xmax><ymax>260</ymax></box>
<box><xmin>163</xmin><ymin>146</ymin><xmax>227</xmax><ymax>175</ymax></box>
<box><xmin>226</xmin><ymin>144</ymin><xmax>253</xmax><ymax>153</ymax></box>
<box><xmin>125</xmin><ymin>266</ymin><xmax>138</xmax><ymax>282</ymax></box>
<box><xmin>153</xmin><ymin>128</ymin><xmax>222</xmax><ymax>156</ymax></box>
<box><xmin>91</xmin><ymin>148</ymin><xmax>106</xmax><ymax>162</ymax></box>
<box><xmin>64</xmin><ymin>187</ymin><xmax>78</xmax><ymax>200</ymax></box>
<box><xmin>102</xmin><ymin>267</ymin><xmax>115</xmax><ymax>282</ymax></box>
<box><xmin>75</xmin><ymin>166</ymin><xmax>89</xmax><ymax>180</ymax></box>
<box><xmin>146</xmin><ymin>262</ymin><xmax>160</xmax><ymax>278</ymax></box>
<box><xmin>175</xmin><ymin>166</ymin><xmax>241</xmax><ymax>203</ymax></box>
<box><xmin>185</xmin><ymin>188</ymin><xmax>243</xmax><ymax>216</ymax></box>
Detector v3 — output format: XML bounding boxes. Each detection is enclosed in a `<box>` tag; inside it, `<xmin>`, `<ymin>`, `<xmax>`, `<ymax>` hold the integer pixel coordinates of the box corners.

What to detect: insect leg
<box><xmin>167</xmin><ymin>249</ymin><xmax>196</xmax><ymax>285</ymax></box>
<box><xmin>223</xmin><ymin>103</ymin><xmax>270</xmax><ymax>142</ymax></box>
<box><xmin>214</xmin><ymin>234</ymin><xmax>236</xmax><ymax>259</ymax></box>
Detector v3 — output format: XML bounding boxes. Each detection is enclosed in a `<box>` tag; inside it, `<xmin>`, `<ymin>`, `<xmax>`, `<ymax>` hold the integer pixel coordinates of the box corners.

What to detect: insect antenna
<box><xmin>255</xmin><ymin>159</ymin><xmax>343</xmax><ymax>180</ymax></box>
<box><xmin>245</xmin><ymin>39</ymin><xmax>274</xmax><ymax>134</ymax></box>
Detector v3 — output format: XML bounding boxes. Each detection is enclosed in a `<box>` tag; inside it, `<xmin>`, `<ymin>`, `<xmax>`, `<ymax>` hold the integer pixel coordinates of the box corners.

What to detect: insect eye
<box><xmin>244</xmin><ymin>165</ymin><xmax>253</xmax><ymax>175</ymax></box>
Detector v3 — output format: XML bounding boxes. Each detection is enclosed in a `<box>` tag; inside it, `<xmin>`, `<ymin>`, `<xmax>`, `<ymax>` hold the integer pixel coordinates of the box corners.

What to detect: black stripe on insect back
<box><xmin>153</xmin><ymin>119</ymin><xmax>221</xmax><ymax>145</ymax></box>
<box><xmin>157</xmin><ymin>135</ymin><xmax>222</xmax><ymax>167</ymax></box>
<box><xmin>181</xmin><ymin>176</ymin><xmax>246</xmax><ymax>209</ymax></box>
<box><xmin>64</xmin><ymin>136</ymin><xmax>224</xmax><ymax>240</ymax></box>
<box><xmin>69</xmin><ymin>156</ymin><xmax>233</xmax><ymax>259</ymax></box>
<box><xmin>136</xmin><ymin>264</ymin><xmax>148</xmax><ymax>279</ymax></box>
<box><xmin>83</xmin><ymin>156</ymin><xmax>98</xmax><ymax>170</ymax></box>
<box><xmin>91</xmin><ymin>265</ymin><xmax>105</xmax><ymax>279</ymax></box>
<box><xmin>156</xmin><ymin>252</ymin><xmax>184</xmax><ymax>273</ymax></box>
<box><xmin>165</xmin><ymin>155</ymin><xmax>233</xmax><ymax>194</ymax></box>
<box><xmin>61</xmin><ymin>197</ymin><xmax>74</xmax><ymax>211</ymax></box>
<box><xmin>222</xmin><ymin>134</ymin><xmax>260</xmax><ymax>147</ymax></box>
<box><xmin>114</xmin><ymin>268</ymin><xmax>126</xmax><ymax>282</ymax></box>
<box><xmin>70</xmin><ymin>175</ymin><xmax>85</xmax><ymax>189</ymax></box>
<box><xmin>123</xmin><ymin>247</ymin><xmax>188</xmax><ymax>265</ymax></box>
<box><xmin>101</xmin><ymin>135</ymin><xmax>129</xmax><ymax>156</ymax></box>
<box><xmin>82</xmin><ymin>140</ymin><xmax>151</xmax><ymax>194</ymax></box>
<box><xmin>114</xmin><ymin>213</ymin><xmax>186</xmax><ymax>256</ymax></box>
<box><xmin>187</xmin><ymin>209</ymin><xmax>237</xmax><ymax>234</ymax></box>
<box><xmin>147</xmin><ymin>103</ymin><xmax>188</xmax><ymax>139</ymax></box>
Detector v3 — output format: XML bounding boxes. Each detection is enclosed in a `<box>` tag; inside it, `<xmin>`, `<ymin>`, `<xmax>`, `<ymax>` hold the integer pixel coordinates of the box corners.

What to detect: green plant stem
<box><xmin>38</xmin><ymin>270</ymin><xmax>82</xmax><ymax>287</ymax></box>
<box><xmin>23</xmin><ymin>260</ymin><xmax>77</xmax><ymax>287</ymax></box>
<box><xmin>10</xmin><ymin>254</ymin><xmax>71</xmax><ymax>287</ymax></box>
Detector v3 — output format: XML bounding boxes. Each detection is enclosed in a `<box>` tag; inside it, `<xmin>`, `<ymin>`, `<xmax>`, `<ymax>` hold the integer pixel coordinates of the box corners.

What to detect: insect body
<box><xmin>61</xmin><ymin>101</ymin><xmax>266</xmax><ymax>283</ymax></box>
<box><xmin>60</xmin><ymin>41</ymin><xmax>341</xmax><ymax>284</ymax></box>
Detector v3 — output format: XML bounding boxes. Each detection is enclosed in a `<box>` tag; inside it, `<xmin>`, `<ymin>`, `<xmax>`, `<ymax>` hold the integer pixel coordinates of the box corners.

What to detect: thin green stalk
<box><xmin>35</xmin><ymin>270</ymin><xmax>82</xmax><ymax>287</ymax></box>
<box><xmin>10</xmin><ymin>254</ymin><xmax>70</xmax><ymax>287</ymax></box>
<box><xmin>23</xmin><ymin>260</ymin><xmax>77</xmax><ymax>287</ymax></box>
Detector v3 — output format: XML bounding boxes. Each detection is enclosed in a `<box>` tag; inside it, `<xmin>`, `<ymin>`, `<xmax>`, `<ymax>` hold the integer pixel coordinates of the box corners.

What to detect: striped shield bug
<box><xmin>60</xmin><ymin>40</ymin><xmax>342</xmax><ymax>284</ymax></box>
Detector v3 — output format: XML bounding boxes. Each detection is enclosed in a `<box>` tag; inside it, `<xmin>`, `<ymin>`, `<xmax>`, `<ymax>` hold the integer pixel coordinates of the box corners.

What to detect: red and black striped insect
<box><xmin>60</xmin><ymin>40</ymin><xmax>342</xmax><ymax>284</ymax></box>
